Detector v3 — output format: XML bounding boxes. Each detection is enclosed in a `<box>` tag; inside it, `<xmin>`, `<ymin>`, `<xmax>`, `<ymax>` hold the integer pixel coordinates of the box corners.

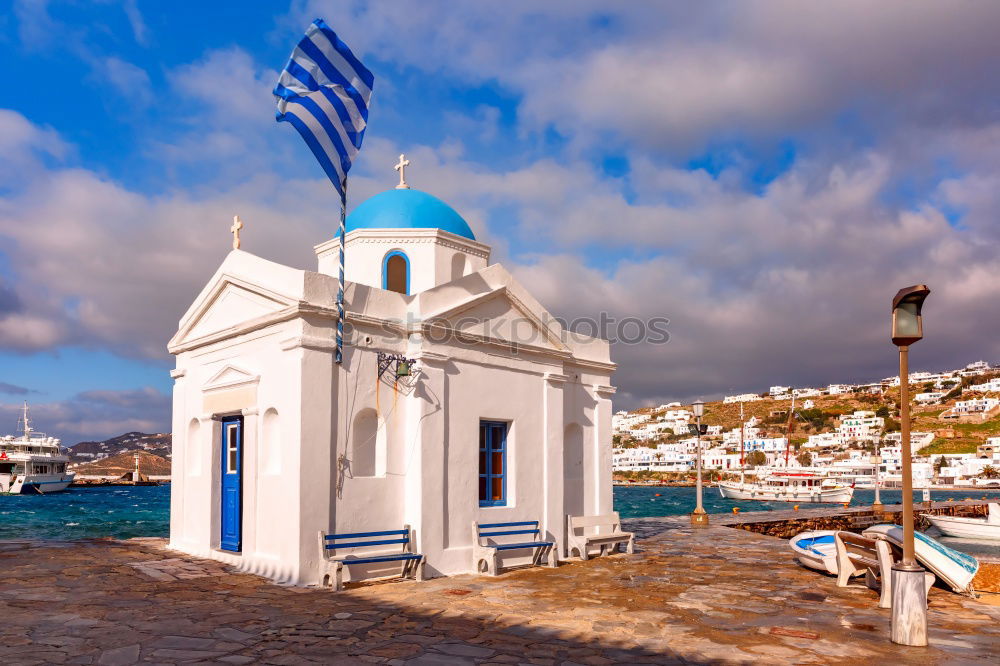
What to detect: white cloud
<box><xmin>289</xmin><ymin>2</ymin><xmax>1000</xmax><ymax>153</ymax></box>
<box><xmin>0</xmin><ymin>109</ymin><xmax>68</xmax><ymax>184</ymax></box>
<box><xmin>4</xmin><ymin>2</ymin><xmax>1000</xmax><ymax>410</ymax></box>
<box><xmin>0</xmin><ymin>387</ymin><xmax>170</xmax><ymax>443</ymax></box>
<box><xmin>101</xmin><ymin>57</ymin><xmax>154</xmax><ymax>107</ymax></box>
<box><xmin>123</xmin><ymin>0</ymin><xmax>149</xmax><ymax>46</ymax></box>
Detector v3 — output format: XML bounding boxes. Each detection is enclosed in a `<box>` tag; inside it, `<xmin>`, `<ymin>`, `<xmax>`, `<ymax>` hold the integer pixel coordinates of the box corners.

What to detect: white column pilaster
<box><xmin>543</xmin><ymin>372</ymin><xmax>568</xmax><ymax>555</ymax></box>
<box><xmin>168</xmin><ymin>368</ymin><xmax>186</xmax><ymax>549</ymax></box>
<box><xmin>406</xmin><ymin>351</ymin><xmax>448</xmax><ymax>574</ymax></box>
<box><xmin>594</xmin><ymin>384</ymin><xmax>616</xmax><ymax>515</ymax></box>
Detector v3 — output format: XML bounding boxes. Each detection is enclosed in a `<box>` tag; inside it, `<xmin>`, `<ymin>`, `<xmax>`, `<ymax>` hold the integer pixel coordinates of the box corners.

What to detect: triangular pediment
<box><xmin>203</xmin><ymin>363</ymin><xmax>259</xmax><ymax>391</ymax></box>
<box><xmin>425</xmin><ymin>287</ymin><xmax>567</xmax><ymax>353</ymax></box>
<box><xmin>170</xmin><ymin>274</ymin><xmax>297</xmax><ymax>350</ymax></box>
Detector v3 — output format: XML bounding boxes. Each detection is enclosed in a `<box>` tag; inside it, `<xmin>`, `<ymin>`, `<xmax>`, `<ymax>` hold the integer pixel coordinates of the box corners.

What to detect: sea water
<box><xmin>1</xmin><ymin>485</ymin><xmax>998</xmax><ymax>558</ymax></box>
<box><xmin>613</xmin><ymin>486</ymin><xmax>1000</xmax><ymax>521</ymax></box>
<box><xmin>0</xmin><ymin>485</ymin><xmax>169</xmax><ymax>541</ymax></box>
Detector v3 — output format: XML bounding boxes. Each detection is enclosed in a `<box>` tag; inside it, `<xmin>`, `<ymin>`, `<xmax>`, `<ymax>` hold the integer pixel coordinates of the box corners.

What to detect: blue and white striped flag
<box><xmin>273</xmin><ymin>19</ymin><xmax>374</xmax><ymax>198</ymax></box>
<box><xmin>274</xmin><ymin>19</ymin><xmax>374</xmax><ymax>365</ymax></box>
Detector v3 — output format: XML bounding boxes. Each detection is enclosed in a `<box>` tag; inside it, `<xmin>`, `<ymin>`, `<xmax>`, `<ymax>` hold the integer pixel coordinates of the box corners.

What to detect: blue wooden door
<box><xmin>220</xmin><ymin>416</ymin><xmax>243</xmax><ymax>552</ymax></box>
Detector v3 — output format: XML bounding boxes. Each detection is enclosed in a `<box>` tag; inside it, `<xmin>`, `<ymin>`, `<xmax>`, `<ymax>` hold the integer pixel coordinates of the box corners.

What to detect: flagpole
<box><xmin>337</xmin><ymin>182</ymin><xmax>346</xmax><ymax>364</ymax></box>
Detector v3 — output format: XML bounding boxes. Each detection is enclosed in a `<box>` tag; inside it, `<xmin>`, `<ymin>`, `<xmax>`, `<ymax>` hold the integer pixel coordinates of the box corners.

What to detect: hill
<box><xmin>622</xmin><ymin>385</ymin><xmax>999</xmax><ymax>455</ymax></box>
<box><xmin>69</xmin><ymin>432</ymin><xmax>171</xmax><ymax>463</ymax></box>
<box><xmin>71</xmin><ymin>450</ymin><xmax>171</xmax><ymax>477</ymax></box>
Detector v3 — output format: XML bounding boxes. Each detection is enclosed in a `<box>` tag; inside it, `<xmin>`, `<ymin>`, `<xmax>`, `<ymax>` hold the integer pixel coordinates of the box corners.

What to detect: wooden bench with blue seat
<box><xmin>472</xmin><ymin>520</ymin><xmax>557</xmax><ymax>576</ymax></box>
<box><xmin>318</xmin><ymin>525</ymin><xmax>425</xmax><ymax>591</ymax></box>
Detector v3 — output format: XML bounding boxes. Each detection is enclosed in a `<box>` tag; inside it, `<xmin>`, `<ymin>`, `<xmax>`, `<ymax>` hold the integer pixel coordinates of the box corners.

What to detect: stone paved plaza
<box><xmin>1</xmin><ymin>518</ymin><xmax>998</xmax><ymax>665</ymax></box>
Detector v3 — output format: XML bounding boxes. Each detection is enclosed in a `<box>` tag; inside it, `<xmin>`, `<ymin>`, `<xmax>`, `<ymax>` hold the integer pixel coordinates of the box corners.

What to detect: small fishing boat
<box><xmin>863</xmin><ymin>524</ymin><xmax>979</xmax><ymax>595</ymax></box>
<box><xmin>922</xmin><ymin>503</ymin><xmax>1000</xmax><ymax>540</ymax></box>
<box><xmin>718</xmin><ymin>472</ymin><xmax>854</xmax><ymax>503</ymax></box>
<box><xmin>789</xmin><ymin>530</ymin><xmax>840</xmax><ymax>574</ymax></box>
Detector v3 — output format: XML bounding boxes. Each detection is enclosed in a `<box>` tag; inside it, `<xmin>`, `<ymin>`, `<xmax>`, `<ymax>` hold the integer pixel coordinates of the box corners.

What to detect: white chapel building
<box><xmin>167</xmin><ymin>166</ymin><xmax>616</xmax><ymax>585</ymax></box>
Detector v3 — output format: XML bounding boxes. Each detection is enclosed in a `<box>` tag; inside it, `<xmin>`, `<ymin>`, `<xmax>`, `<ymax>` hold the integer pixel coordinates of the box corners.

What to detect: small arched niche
<box><xmin>382</xmin><ymin>251</ymin><xmax>409</xmax><ymax>295</ymax></box>
<box><xmin>351</xmin><ymin>408</ymin><xmax>387</xmax><ymax>478</ymax></box>
<box><xmin>262</xmin><ymin>408</ymin><xmax>281</xmax><ymax>475</ymax></box>
<box><xmin>450</xmin><ymin>252</ymin><xmax>467</xmax><ymax>281</ymax></box>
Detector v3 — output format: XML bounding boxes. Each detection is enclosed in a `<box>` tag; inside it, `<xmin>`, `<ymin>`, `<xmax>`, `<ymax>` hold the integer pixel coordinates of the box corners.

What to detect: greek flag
<box><xmin>273</xmin><ymin>19</ymin><xmax>374</xmax><ymax>198</ymax></box>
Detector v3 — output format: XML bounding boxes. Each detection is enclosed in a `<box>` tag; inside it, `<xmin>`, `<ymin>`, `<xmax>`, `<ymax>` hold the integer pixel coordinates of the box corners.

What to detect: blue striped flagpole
<box><xmin>336</xmin><ymin>184</ymin><xmax>346</xmax><ymax>364</ymax></box>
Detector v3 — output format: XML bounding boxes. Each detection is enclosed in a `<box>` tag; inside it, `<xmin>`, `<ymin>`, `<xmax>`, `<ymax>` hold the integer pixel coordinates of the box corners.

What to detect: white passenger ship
<box><xmin>717</xmin><ymin>472</ymin><xmax>854</xmax><ymax>503</ymax></box>
<box><xmin>0</xmin><ymin>403</ymin><xmax>74</xmax><ymax>494</ymax></box>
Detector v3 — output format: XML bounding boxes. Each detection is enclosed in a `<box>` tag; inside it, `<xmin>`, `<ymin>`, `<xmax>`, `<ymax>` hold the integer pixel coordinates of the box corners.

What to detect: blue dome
<box><xmin>346</xmin><ymin>189</ymin><xmax>475</xmax><ymax>240</ymax></box>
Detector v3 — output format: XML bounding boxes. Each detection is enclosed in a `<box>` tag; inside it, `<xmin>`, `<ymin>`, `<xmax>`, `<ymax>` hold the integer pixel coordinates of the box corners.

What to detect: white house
<box><xmin>741</xmin><ymin>437</ymin><xmax>788</xmax><ymax>453</ymax></box>
<box><xmin>837</xmin><ymin>410</ymin><xmax>884</xmax><ymax>443</ymax></box>
<box><xmin>723</xmin><ymin>417</ymin><xmax>762</xmax><ymax>446</ymax></box>
<box><xmin>881</xmin><ymin>431</ymin><xmax>935</xmax><ymax>452</ymax></box>
<box><xmin>167</xmin><ymin>178</ymin><xmax>616</xmax><ymax>585</ymax></box>
<box><xmin>770</xmin><ymin>386</ymin><xmax>791</xmax><ymax>398</ymax></box>
<box><xmin>968</xmin><ymin>378</ymin><xmax>1000</xmax><ymax>393</ymax></box>
<box><xmin>805</xmin><ymin>433</ymin><xmax>842</xmax><ymax>448</ymax></box>
<box><xmin>952</xmin><ymin>397</ymin><xmax>1000</xmax><ymax>415</ymax></box>
<box><xmin>703</xmin><ymin>448</ymin><xmax>742</xmax><ymax>470</ymax></box>
<box><xmin>723</xmin><ymin>393</ymin><xmax>763</xmax><ymax>404</ymax></box>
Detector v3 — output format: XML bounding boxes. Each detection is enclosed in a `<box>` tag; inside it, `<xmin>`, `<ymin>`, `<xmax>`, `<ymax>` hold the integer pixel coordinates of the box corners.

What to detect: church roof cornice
<box><xmin>317</xmin><ymin>227</ymin><xmax>491</xmax><ymax>258</ymax></box>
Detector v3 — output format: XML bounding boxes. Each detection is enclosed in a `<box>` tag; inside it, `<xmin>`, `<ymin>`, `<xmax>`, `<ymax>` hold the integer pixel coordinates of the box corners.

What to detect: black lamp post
<box><xmin>889</xmin><ymin>284</ymin><xmax>930</xmax><ymax>646</ymax></box>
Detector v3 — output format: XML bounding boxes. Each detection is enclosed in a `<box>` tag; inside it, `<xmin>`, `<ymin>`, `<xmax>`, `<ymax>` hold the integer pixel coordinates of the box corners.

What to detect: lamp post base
<box><xmin>890</xmin><ymin>565</ymin><xmax>928</xmax><ymax>646</ymax></box>
<box><xmin>690</xmin><ymin>509</ymin><xmax>709</xmax><ymax>527</ymax></box>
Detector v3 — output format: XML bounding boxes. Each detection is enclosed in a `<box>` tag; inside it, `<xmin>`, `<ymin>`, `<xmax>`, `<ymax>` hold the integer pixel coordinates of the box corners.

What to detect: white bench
<box><xmin>835</xmin><ymin>532</ymin><xmax>933</xmax><ymax>609</ymax></box>
<box><xmin>473</xmin><ymin>520</ymin><xmax>556</xmax><ymax>575</ymax></box>
<box><xmin>566</xmin><ymin>512</ymin><xmax>634</xmax><ymax>561</ymax></box>
<box><xmin>318</xmin><ymin>525</ymin><xmax>425</xmax><ymax>591</ymax></box>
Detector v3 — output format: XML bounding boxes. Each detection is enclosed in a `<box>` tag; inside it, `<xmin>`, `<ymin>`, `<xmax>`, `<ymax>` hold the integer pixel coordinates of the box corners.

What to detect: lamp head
<box><xmin>692</xmin><ymin>399</ymin><xmax>705</xmax><ymax>418</ymax></box>
<box><xmin>891</xmin><ymin>284</ymin><xmax>930</xmax><ymax>347</ymax></box>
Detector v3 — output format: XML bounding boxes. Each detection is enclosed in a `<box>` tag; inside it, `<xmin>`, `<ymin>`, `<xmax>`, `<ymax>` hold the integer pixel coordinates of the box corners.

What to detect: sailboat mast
<box><xmin>739</xmin><ymin>401</ymin><xmax>745</xmax><ymax>467</ymax></box>
<box><xmin>785</xmin><ymin>393</ymin><xmax>795</xmax><ymax>467</ymax></box>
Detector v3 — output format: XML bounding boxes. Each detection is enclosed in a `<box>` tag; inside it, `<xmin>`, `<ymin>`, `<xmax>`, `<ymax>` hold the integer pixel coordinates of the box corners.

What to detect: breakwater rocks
<box><xmin>728</xmin><ymin>501</ymin><xmax>990</xmax><ymax>539</ymax></box>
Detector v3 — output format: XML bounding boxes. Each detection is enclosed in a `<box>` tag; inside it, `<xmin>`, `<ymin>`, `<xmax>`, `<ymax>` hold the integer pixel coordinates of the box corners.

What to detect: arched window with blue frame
<box><xmin>382</xmin><ymin>250</ymin><xmax>410</xmax><ymax>295</ymax></box>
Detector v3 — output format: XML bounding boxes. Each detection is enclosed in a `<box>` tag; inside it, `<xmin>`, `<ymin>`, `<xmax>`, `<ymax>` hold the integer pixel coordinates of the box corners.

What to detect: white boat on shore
<box><xmin>789</xmin><ymin>530</ymin><xmax>840</xmax><ymax>574</ymax></box>
<box><xmin>718</xmin><ymin>472</ymin><xmax>854</xmax><ymax>503</ymax></box>
<box><xmin>0</xmin><ymin>403</ymin><xmax>74</xmax><ymax>495</ymax></box>
<box><xmin>922</xmin><ymin>503</ymin><xmax>1000</xmax><ymax>541</ymax></box>
<box><xmin>863</xmin><ymin>524</ymin><xmax>979</xmax><ymax>596</ymax></box>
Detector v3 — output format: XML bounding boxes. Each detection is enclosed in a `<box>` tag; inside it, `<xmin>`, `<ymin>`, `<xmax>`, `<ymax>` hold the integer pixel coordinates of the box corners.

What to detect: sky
<box><xmin>1</xmin><ymin>1</ymin><xmax>999</xmax><ymax>444</ymax></box>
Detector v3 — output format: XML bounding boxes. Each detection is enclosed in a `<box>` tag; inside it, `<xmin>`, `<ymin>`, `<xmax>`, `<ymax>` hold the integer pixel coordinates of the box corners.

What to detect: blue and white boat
<box><xmin>789</xmin><ymin>530</ymin><xmax>840</xmax><ymax>574</ymax></box>
<box><xmin>0</xmin><ymin>403</ymin><xmax>74</xmax><ymax>494</ymax></box>
<box><xmin>863</xmin><ymin>524</ymin><xmax>979</xmax><ymax>596</ymax></box>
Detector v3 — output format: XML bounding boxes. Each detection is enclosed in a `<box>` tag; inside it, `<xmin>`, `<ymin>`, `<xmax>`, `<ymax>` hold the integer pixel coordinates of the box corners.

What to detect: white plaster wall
<box><xmin>169</xmin><ymin>319</ymin><xmax>323</xmax><ymax>585</ymax></box>
<box><xmin>320</xmin><ymin>229</ymin><xmax>490</xmax><ymax>295</ymax></box>
<box><xmin>326</xmin><ymin>337</ymin><xmax>409</xmax><ymax>582</ymax></box>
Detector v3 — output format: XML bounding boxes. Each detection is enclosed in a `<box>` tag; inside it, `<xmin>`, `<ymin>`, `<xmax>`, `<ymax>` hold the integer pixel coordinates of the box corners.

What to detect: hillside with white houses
<box><xmin>613</xmin><ymin>360</ymin><xmax>1000</xmax><ymax>489</ymax></box>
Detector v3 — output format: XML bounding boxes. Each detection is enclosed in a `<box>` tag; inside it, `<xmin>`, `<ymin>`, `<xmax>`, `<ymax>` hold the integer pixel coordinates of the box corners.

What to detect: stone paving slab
<box><xmin>1</xmin><ymin>521</ymin><xmax>998</xmax><ymax>665</ymax></box>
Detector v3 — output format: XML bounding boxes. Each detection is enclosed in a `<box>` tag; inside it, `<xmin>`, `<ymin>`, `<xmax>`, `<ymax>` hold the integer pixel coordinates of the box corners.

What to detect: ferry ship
<box><xmin>0</xmin><ymin>403</ymin><xmax>74</xmax><ymax>494</ymax></box>
<box><xmin>717</xmin><ymin>471</ymin><xmax>854</xmax><ymax>503</ymax></box>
